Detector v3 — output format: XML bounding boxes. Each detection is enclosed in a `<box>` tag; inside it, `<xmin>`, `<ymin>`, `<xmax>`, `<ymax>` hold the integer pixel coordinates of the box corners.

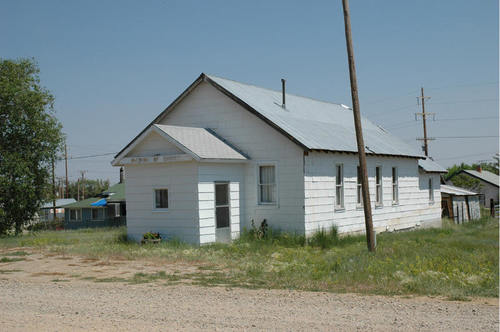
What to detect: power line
<box><xmin>384</xmin><ymin>115</ymin><xmax>499</xmax><ymax>129</ymax></box>
<box><xmin>432</xmin><ymin>135</ymin><xmax>499</xmax><ymax>139</ymax></box>
<box><xmin>64</xmin><ymin>152</ymin><xmax>117</xmax><ymax>160</ymax></box>
<box><xmin>435</xmin><ymin>152</ymin><xmax>496</xmax><ymax>161</ymax></box>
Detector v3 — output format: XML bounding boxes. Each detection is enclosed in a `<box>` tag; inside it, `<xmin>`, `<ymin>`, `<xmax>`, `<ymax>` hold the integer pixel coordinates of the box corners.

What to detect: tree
<box><xmin>66</xmin><ymin>179</ymin><xmax>110</xmax><ymax>200</ymax></box>
<box><xmin>0</xmin><ymin>58</ymin><xmax>63</xmax><ymax>234</ymax></box>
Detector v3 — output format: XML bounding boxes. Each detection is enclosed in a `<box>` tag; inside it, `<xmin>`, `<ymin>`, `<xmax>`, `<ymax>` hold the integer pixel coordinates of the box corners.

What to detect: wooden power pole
<box><xmin>80</xmin><ymin>170</ymin><xmax>87</xmax><ymax>200</ymax></box>
<box><xmin>65</xmin><ymin>144</ymin><xmax>69</xmax><ymax>198</ymax></box>
<box><xmin>342</xmin><ymin>0</ymin><xmax>375</xmax><ymax>252</ymax></box>
<box><xmin>51</xmin><ymin>158</ymin><xmax>56</xmax><ymax>221</ymax></box>
<box><xmin>416</xmin><ymin>87</ymin><xmax>434</xmax><ymax>156</ymax></box>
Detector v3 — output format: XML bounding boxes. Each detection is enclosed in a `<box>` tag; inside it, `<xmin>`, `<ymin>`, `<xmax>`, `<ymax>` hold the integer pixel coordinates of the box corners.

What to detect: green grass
<box><xmin>0</xmin><ymin>218</ymin><xmax>497</xmax><ymax>299</ymax></box>
<box><xmin>0</xmin><ymin>257</ymin><xmax>25</xmax><ymax>263</ymax></box>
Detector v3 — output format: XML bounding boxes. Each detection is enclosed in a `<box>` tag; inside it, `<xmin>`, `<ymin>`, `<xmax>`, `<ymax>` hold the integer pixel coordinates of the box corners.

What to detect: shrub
<box><xmin>27</xmin><ymin>221</ymin><xmax>64</xmax><ymax>232</ymax></box>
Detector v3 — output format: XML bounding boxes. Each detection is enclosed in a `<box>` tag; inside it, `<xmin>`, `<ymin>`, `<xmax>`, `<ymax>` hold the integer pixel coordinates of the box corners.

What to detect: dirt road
<box><xmin>0</xmin><ymin>252</ymin><xmax>497</xmax><ymax>331</ymax></box>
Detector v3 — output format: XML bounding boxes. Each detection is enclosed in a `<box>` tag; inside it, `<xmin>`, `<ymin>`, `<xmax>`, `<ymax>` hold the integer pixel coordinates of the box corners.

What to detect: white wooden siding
<box><xmin>197</xmin><ymin>163</ymin><xmax>244</xmax><ymax>244</ymax></box>
<box><xmin>124</xmin><ymin>162</ymin><xmax>199</xmax><ymax>244</ymax></box>
<box><xmin>160</xmin><ymin>81</ymin><xmax>305</xmax><ymax>234</ymax></box>
<box><xmin>304</xmin><ymin>152</ymin><xmax>442</xmax><ymax>235</ymax></box>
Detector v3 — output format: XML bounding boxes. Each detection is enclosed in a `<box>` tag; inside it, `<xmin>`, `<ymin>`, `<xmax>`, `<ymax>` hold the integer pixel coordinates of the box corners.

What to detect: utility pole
<box><xmin>416</xmin><ymin>87</ymin><xmax>435</xmax><ymax>156</ymax></box>
<box><xmin>79</xmin><ymin>170</ymin><xmax>87</xmax><ymax>200</ymax></box>
<box><xmin>77</xmin><ymin>179</ymin><xmax>80</xmax><ymax>201</ymax></box>
<box><xmin>342</xmin><ymin>0</ymin><xmax>375</xmax><ymax>252</ymax></box>
<box><xmin>65</xmin><ymin>144</ymin><xmax>69</xmax><ymax>198</ymax></box>
<box><xmin>52</xmin><ymin>158</ymin><xmax>56</xmax><ymax>221</ymax></box>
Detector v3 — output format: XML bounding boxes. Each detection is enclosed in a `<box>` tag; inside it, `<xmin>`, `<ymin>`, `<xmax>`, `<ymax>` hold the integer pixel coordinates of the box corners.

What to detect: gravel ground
<box><xmin>0</xmin><ymin>279</ymin><xmax>498</xmax><ymax>331</ymax></box>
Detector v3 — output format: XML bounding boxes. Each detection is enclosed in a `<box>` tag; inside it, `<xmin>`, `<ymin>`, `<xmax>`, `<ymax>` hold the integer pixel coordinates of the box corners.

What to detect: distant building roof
<box><xmin>460</xmin><ymin>169</ymin><xmax>499</xmax><ymax>187</ymax></box>
<box><xmin>115</xmin><ymin>73</ymin><xmax>425</xmax><ymax>160</ymax></box>
<box><xmin>441</xmin><ymin>184</ymin><xmax>479</xmax><ymax>196</ymax></box>
<box><xmin>418</xmin><ymin>157</ymin><xmax>447</xmax><ymax>173</ymax></box>
<box><xmin>41</xmin><ymin>198</ymin><xmax>76</xmax><ymax>209</ymax></box>
<box><xmin>102</xmin><ymin>182</ymin><xmax>126</xmax><ymax>202</ymax></box>
<box><xmin>64</xmin><ymin>183</ymin><xmax>126</xmax><ymax>209</ymax></box>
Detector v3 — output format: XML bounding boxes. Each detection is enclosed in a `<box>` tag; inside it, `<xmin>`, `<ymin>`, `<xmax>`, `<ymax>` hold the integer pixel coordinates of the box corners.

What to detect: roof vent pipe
<box><xmin>281</xmin><ymin>78</ymin><xmax>286</xmax><ymax>108</ymax></box>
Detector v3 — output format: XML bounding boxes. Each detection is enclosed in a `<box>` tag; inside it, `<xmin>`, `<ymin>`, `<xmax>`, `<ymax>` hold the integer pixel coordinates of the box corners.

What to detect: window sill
<box><xmin>334</xmin><ymin>207</ymin><xmax>345</xmax><ymax>212</ymax></box>
<box><xmin>152</xmin><ymin>209</ymin><xmax>169</xmax><ymax>213</ymax></box>
<box><xmin>375</xmin><ymin>204</ymin><xmax>384</xmax><ymax>209</ymax></box>
<box><xmin>392</xmin><ymin>202</ymin><xmax>399</xmax><ymax>206</ymax></box>
<box><xmin>256</xmin><ymin>203</ymin><xmax>278</xmax><ymax>209</ymax></box>
<box><xmin>356</xmin><ymin>205</ymin><xmax>363</xmax><ymax>210</ymax></box>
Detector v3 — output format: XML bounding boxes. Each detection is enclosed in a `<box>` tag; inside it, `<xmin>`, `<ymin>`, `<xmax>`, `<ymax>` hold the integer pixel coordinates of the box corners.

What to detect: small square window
<box><xmin>155</xmin><ymin>189</ymin><xmax>168</xmax><ymax>209</ymax></box>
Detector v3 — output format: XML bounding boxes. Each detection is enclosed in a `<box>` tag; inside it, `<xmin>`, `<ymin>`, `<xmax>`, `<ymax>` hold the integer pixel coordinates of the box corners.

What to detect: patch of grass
<box><xmin>0</xmin><ymin>269</ymin><xmax>22</xmax><ymax>274</ymax></box>
<box><xmin>51</xmin><ymin>279</ymin><xmax>70</xmax><ymax>282</ymax></box>
<box><xmin>0</xmin><ymin>257</ymin><xmax>25</xmax><ymax>263</ymax></box>
<box><xmin>0</xmin><ymin>218</ymin><xmax>497</xmax><ymax>299</ymax></box>
<box><xmin>94</xmin><ymin>277</ymin><xmax>128</xmax><ymax>283</ymax></box>
<box><xmin>130</xmin><ymin>271</ymin><xmax>169</xmax><ymax>284</ymax></box>
<box><xmin>5</xmin><ymin>251</ymin><xmax>30</xmax><ymax>256</ymax></box>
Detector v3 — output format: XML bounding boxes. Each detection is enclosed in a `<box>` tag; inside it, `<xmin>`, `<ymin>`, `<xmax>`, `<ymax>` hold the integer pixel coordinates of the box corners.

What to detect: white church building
<box><xmin>112</xmin><ymin>73</ymin><xmax>445</xmax><ymax>244</ymax></box>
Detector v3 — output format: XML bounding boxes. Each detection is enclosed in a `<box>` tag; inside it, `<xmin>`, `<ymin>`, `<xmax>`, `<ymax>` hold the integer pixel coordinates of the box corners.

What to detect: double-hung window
<box><xmin>392</xmin><ymin>167</ymin><xmax>399</xmax><ymax>204</ymax></box>
<box><xmin>356</xmin><ymin>166</ymin><xmax>362</xmax><ymax>206</ymax></box>
<box><xmin>428</xmin><ymin>178</ymin><xmax>434</xmax><ymax>202</ymax></box>
<box><xmin>375</xmin><ymin>166</ymin><xmax>383</xmax><ymax>206</ymax></box>
<box><xmin>258</xmin><ymin>165</ymin><xmax>276</xmax><ymax>204</ymax></box>
<box><xmin>335</xmin><ymin>164</ymin><xmax>344</xmax><ymax>209</ymax></box>
<box><xmin>69</xmin><ymin>209</ymin><xmax>80</xmax><ymax>221</ymax></box>
<box><xmin>91</xmin><ymin>208</ymin><xmax>104</xmax><ymax>220</ymax></box>
<box><xmin>154</xmin><ymin>189</ymin><xmax>169</xmax><ymax>209</ymax></box>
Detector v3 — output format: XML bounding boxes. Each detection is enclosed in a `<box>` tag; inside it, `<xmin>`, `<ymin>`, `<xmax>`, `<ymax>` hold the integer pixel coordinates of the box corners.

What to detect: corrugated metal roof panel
<box><xmin>441</xmin><ymin>184</ymin><xmax>478</xmax><ymax>196</ymax></box>
<box><xmin>418</xmin><ymin>158</ymin><xmax>447</xmax><ymax>173</ymax></box>
<box><xmin>462</xmin><ymin>170</ymin><xmax>499</xmax><ymax>187</ymax></box>
<box><xmin>41</xmin><ymin>198</ymin><xmax>77</xmax><ymax>209</ymax></box>
<box><xmin>206</xmin><ymin>74</ymin><xmax>424</xmax><ymax>158</ymax></box>
<box><xmin>154</xmin><ymin>124</ymin><xmax>248</xmax><ymax>160</ymax></box>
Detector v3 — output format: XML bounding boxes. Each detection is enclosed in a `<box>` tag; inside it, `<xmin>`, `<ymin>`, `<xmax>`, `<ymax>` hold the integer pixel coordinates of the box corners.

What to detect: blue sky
<box><xmin>1</xmin><ymin>0</ymin><xmax>498</xmax><ymax>183</ymax></box>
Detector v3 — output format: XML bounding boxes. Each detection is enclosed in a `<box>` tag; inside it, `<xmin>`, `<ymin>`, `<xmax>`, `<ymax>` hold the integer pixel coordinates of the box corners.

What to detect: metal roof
<box><xmin>102</xmin><ymin>182</ymin><xmax>126</xmax><ymax>202</ymax></box>
<box><xmin>418</xmin><ymin>158</ymin><xmax>447</xmax><ymax>173</ymax></box>
<box><xmin>461</xmin><ymin>169</ymin><xmax>499</xmax><ymax>187</ymax></box>
<box><xmin>154</xmin><ymin>124</ymin><xmax>248</xmax><ymax>160</ymax></box>
<box><xmin>41</xmin><ymin>198</ymin><xmax>76</xmax><ymax>209</ymax></box>
<box><xmin>441</xmin><ymin>184</ymin><xmax>478</xmax><ymax>196</ymax></box>
<box><xmin>205</xmin><ymin>74</ymin><xmax>424</xmax><ymax>158</ymax></box>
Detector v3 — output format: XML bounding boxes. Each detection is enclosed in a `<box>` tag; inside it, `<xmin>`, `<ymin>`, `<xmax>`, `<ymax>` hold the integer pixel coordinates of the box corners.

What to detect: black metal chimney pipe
<box><xmin>281</xmin><ymin>78</ymin><xmax>286</xmax><ymax>108</ymax></box>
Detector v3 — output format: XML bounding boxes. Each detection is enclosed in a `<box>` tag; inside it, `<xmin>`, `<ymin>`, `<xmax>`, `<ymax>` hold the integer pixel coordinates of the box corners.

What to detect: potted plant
<box><xmin>141</xmin><ymin>232</ymin><xmax>162</xmax><ymax>244</ymax></box>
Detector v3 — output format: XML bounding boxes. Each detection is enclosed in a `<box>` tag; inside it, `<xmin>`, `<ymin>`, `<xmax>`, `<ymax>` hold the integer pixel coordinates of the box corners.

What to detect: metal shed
<box><xmin>441</xmin><ymin>185</ymin><xmax>481</xmax><ymax>223</ymax></box>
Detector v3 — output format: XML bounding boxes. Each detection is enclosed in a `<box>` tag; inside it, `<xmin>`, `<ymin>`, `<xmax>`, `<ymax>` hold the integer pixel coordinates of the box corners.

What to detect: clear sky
<box><xmin>1</xmin><ymin>0</ymin><xmax>498</xmax><ymax>183</ymax></box>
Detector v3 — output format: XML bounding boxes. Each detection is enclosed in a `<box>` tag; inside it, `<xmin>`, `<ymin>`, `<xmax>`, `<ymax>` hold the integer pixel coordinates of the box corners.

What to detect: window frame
<box><xmin>392</xmin><ymin>167</ymin><xmax>399</xmax><ymax>205</ymax></box>
<box><xmin>375</xmin><ymin>166</ymin><xmax>383</xmax><ymax>207</ymax></box>
<box><xmin>356</xmin><ymin>166</ymin><xmax>362</xmax><ymax>208</ymax></box>
<box><xmin>153</xmin><ymin>188</ymin><xmax>169</xmax><ymax>211</ymax></box>
<box><xmin>335</xmin><ymin>164</ymin><xmax>344</xmax><ymax>210</ymax></box>
<box><xmin>257</xmin><ymin>162</ymin><xmax>278</xmax><ymax>206</ymax></box>
<box><xmin>69</xmin><ymin>209</ymin><xmax>80</xmax><ymax>221</ymax></box>
<box><xmin>428</xmin><ymin>177</ymin><xmax>434</xmax><ymax>203</ymax></box>
<box><xmin>91</xmin><ymin>208</ymin><xmax>104</xmax><ymax>221</ymax></box>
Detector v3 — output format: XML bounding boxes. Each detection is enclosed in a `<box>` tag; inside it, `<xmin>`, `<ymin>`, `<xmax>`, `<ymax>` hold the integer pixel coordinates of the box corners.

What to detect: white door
<box><xmin>215</xmin><ymin>183</ymin><xmax>231</xmax><ymax>243</ymax></box>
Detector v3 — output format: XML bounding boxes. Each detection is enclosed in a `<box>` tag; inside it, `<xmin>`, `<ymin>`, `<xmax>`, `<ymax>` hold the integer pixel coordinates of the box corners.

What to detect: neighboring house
<box><xmin>441</xmin><ymin>184</ymin><xmax>481</xmax><ymax>223</ymax></box>
<box><xmin>446</xmin><ymin>167</ymin><xmax>499</xmax><ymax>208</ymax></box>
<box><xmin>63</xmin><ymin>182</ymin><xmax>126</xmax><ymax>229</ymax></box>
<box><xmin>112</xmin><ymin>73</ymin><xmax>443</xmax><ymax>245</ymax></box>
<box><xmin>38</xmin><ymin>198</ymin><xmax>77</xmax><ymax>222</ymax></box>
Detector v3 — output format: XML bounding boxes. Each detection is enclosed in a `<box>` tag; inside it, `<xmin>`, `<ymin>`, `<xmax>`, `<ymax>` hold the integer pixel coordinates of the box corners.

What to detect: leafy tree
<box><xmin>0</xmin><ymin>58</ymin><xmax>64</xmax><ymax>234</ymax></box>
<box><xmin>66</xmin><ymin>179</ymin><xmax>110</xmax><ymax>200</ymax></box>
<box><xmin>444</xmin><ymin>156</ymin><xmax>499</xmax><ymax>191</ymax></box>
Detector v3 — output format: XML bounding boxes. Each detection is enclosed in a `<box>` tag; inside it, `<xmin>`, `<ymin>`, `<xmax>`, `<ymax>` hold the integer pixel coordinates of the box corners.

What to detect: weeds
<box><xmin>0</xmin><ymin>257</ymin><xmax>25</xmax><ymax>263</ymax></box>
<box><xmin>0</xmin><ymin>218</ymin><xmax>497</xmax><ymax>299</ymax></box>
